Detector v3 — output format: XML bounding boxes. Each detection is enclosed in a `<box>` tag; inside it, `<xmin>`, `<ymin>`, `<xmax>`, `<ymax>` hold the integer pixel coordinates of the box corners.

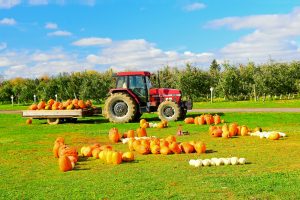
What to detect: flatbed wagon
<box><xmin>22</xmin><ymin>107</ymin><xmax>101</xmax><ymax>124</ymax></box>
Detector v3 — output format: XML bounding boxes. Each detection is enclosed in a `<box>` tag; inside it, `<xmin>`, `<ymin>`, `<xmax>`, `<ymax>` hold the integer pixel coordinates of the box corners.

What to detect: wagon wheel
<box><xmin>47</xmin><ymin>118</ymin><xmax>61</xmax><ymax>125</ymax></box>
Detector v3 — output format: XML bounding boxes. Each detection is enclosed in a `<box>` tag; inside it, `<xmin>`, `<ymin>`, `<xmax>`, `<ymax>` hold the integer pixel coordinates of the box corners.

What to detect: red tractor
<box><xmin>103</xmin><ymin>71</ymin><xmax>192</xmax><ymax>123</ymax></box>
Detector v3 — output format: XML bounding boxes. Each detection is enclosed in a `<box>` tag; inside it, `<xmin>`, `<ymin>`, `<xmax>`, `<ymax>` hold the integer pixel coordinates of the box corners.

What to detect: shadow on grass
<box><xmin>205</xmin><ymin>149</ymin><xmax>217</xmax><ymax>154</ymax></box>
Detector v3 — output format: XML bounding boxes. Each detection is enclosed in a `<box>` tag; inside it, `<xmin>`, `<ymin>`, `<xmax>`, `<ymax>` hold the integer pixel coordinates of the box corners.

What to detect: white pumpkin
<box><xmin>194</xmin><ymin>159</ymin><xmax>202</xmax><ymax>167</ymax></box>
<box><xmin>202</xmin><ymin>159</ymin><xmax>211</xmax><ymax>166</ymax></box>
<box><xmin>189</xmin><ymin>159</ymin><xmax>196</xmax><ymax>166</ymax></box>
<box><xmin>230</xmin><ymin>157</ymin><xmax>238</xmax><ymax>165</ymax></box>
<box><xmin>238</xmin><ymin>158</ymin><xmax>246</xmax><ymax>165</ymax></box>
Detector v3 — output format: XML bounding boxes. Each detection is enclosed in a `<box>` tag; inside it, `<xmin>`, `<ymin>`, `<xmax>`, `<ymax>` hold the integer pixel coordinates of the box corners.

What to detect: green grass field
<box><xmin>1</xmin><ymin>99</ymin><xmax>300</xmax><ymax>111</ymax></box>
<box><xmin>193</xmin><ymin>99</ymin><xmax>300</xmax><ymax>109</ymax></box>
<box><xmin>0</xmin><ymin>112</ymin><xmax>299</xmax><ymax>199</ymax></box>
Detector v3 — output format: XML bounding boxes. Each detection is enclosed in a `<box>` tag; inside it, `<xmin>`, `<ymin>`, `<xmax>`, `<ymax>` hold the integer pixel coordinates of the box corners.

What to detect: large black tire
<box><xmin>157</xmin><ymin>101</ymin><xmax>180</xmax><ymax>121</ymax></box>
<box><xmin>103</xmin><ymin>93</ymin><xmax>137</xmax><ymax>123</ymax></box>
<box><xmin>179</xmin><ymin>107</ymin><xmax>187</xmax><ymax>120</ymax></box>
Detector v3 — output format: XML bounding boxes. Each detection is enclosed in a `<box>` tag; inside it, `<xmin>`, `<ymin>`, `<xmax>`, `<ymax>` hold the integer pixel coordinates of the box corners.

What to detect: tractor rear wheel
<box><xmin>103</xmin><ymin>93</ymin><xmax>137</xmax><ymax>123</ymax></box>
<box><xmin>157</xmin><ymin>101</ymin><xmax>180</xmax><ymax>121</ymax></box>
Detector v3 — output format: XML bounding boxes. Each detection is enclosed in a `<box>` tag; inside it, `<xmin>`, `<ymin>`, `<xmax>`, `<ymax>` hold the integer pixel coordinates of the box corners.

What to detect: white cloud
<box><xmin>0</xmin><ymin>0</ymin><xmax>20</xmax><ymax>9</ymax></box>
<box><xmin>0</xmin><ymin>42</ymin><xmax>7</xmax><ymax>51</ymax></box>
<box><xmin>86</xmin><ymin>39</ymin><xmax>213</xmax><ymax>71</ymax></box>
<box><xmin>45</xmin><ymin>22</ymin><xmax>58</xmax><ymax>29</ymax></box>
<box><xmin>47</xmin><ymin>30</ymin><xmax>72</xmax><ymax>37</ymax></box>
<box><xmin>206</xmin><ymin>7</ymin><xmax>300</xmax><ymax>63</ymax></box>
<box><xmin>0</xmin><ymin>49</ymin><xmax>93</xmax><ymax>78</ymax></box>
<box><xmin>0</xmin><ymin>57</ymin><xmax>11</xmax><ymax>67</ymax></box>
<box><xmin>72</xmin><ymin>37</ymin><xmax>112</xmax><ymax>46</ymax></box>
<box><xmin>0</xmin><ymin>18</ymin><xmax>16</xmax><ymax>25</ymax></box>
<box><xmin>28</xmin><ymin>0</ymin><xmax>48</xmax><ymax>5</ymax></box>
<box><xmin>183</xmin><ymin>2</ymin><xmax>206</xmax><ymax>12</ymax></box>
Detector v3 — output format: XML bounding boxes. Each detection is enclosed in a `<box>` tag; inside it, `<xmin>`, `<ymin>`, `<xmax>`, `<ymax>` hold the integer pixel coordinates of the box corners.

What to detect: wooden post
<box><xmin>253</xmin><ymin>84</ymin><xmax>257</xmax><ymax>102</ymax></box>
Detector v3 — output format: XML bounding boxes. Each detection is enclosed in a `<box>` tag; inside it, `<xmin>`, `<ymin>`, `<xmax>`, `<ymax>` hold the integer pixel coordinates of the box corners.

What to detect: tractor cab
<box><xmin>114</xmin><ymin>71</ymin><xmax>152</xmax><ymax>107</ymax></box>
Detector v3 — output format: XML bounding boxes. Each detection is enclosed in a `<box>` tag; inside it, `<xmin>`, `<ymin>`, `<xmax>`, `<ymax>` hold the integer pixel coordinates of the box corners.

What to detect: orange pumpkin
<box><xmin>162</xmin><ymin>120</ymin><xmax>168</xmax><ymax>127</ymax></box>
<box><xmin>198</xmin><ymin>115</ymin><xmax>205</xmax><ymax>125</ymax></box>
<box><xmin>90</xmin><ymin>143</ymin><xmax>101</xmax><ymax>151</ymax></box>
<box><xmin>81</xmin><ymin>146</ymin><xmax>92</xmax><ymax>157</ymax></box>
<box><xmin>157</xmin><ymin>122</ymin><xmax>164</xmax><ymax>129</ymax></box>
<box><xmin>37</xmin><ymin>101</ymin><xmax>46</xmax><ymax>110</ymax></box>
<box><xmin>66</xmin><ymin>104</ymin><xmax>74</xmax><ymax>110</ymax></box>
<box><xmin>140</xmin><ymin>139</ymin><xmax>150</xmax><ymax>148</ymax></box>
<box><xmin>132</xmin><ymin>140</ymin><xmax>142</xmax><ymax>151</ymax></box>
<box><xmin>204</xmin><ymin>114</ymin><xmax>214</xmax><ymax>125</ymax></box>
<box><xmin>29</xmin><ymin>104</ymin><xmax>38</xmax><ymax>110</ymax></box>
<box><xmin>160</xmin><ymin>140</ymin><xmax>169</xmax><ymax>148</ymax></box>
<box><xmin>140</xmin><ymin>119</ymin><xmax>147</xmax><ymax>127</ymax></box>
<box><xmin>222</xmin><ymin>130</ymin><xmax>230</xmax><ymax>138</ymax></box>
<box><xmin>92</xmin><ymin>148</ymin><xmax>101</xmax><ymax>159</ymax></box>
<box><xmin>136</xmin><ymin>145</ymin><xmax>150</xmax><ymax>155</ymax></box>
<box><xmin>78</xmin><ymin>100</ymin><xmax>86</xmax><ymax>109</ymax></box>
<box><xmin>184</xmin><ymin>117</ymin><xmax>194</xmax><ymax>124</ymax></box>
<box><xmin>54</xmin><ymin>137</ymin><xmax>65</xmax><ymax>145</ymax></box>
<box><xmin>141</xmin><ymin>122</ymin><xmax>149</xmax><ymax>129</ymax></box>
<box><xmin>180</xmin><ymin>142</ymin><xmax>195</xmax><ymax>153</ymax></box>
<box><xmin>160</xmin><ymin>146</ymin><xmax>171</xmax><ymax>155</ymax></box>
<box><xmin>213</xmin><ymin>114</ymin><xmax>221</xmax><ymax>125</ymax></box>
<box><xmin>211</xmin><ymin>127</ymin><xmax>222</xmax><ymax>137</ymax></box>
<box><xmin>165</xmin><ymin>135</ymin><xmax>176</xmax><ymax>143</ymax></box>
<box><xmin>122</xmin><ymin>152</ymin><xmax>135</xmax><ymax>162</ymax></box>
<box><xmin>127</xmin><ymin>130</ymin><xmax>135</xmax><ymax>138</ymax></box>
<box><xmin>268</xmin><ymin>132</ymin><xmax>280</xmax><ymax>140</ymax></box>
<box><xmin>209</xmin><ymin>126</ymin><xmax>217</xmax><ymax>135</ymax></box>
<box><xmin>137</xmin><ymin>127</ymin><xmax>147</xmax><ymax>137</ymax></box>
<box><xmin>240</xmin><ymin>125</ymin><xmax>249</xmax><ymax>136</ymax></box>
<box><xmin>48</xmin><ymin>99</ymin><xmax>55</xmax><ymax>106</ymax></box>
<box><xmin>85</xmin><ymin>100</ymin><xmax>92</xmax><ymax>108</ymax></box>
<box><xmin>53</xmin><ymin>142</ymin><xmax>63</xmax><ymax>158</ymax></box>
<box><xmin>169</xmin><ymin>142</ymin><xmax>182</xmax><ymax>154</ymax></box>
<box><xmin>105</xmin><ymin>150</ymin><xmax>114</xmax><ymax>164</ymax></box>
<box><xmin>59</xmin><ymin>147</ymin><xmax>78</xmax><ymax>162</ymax></box>
<box><xmin>150</xmin><ymin>145</ymin><xmax>160</xmax><ymax>154</ymax></box>
<box><xmin>128</xmin><ymin>138</ymin><xmax>136</xmax><ymax>151</ymax></box>
<box><xmin>229</xmin><ymin>123</ymin><xmax>238</xmax><ymax>137</ymax></box>
<box><xmin>236</xmin><ymin>126</ymin><xmax>241</xmax><ymax>136</ymax></box>
<box><xmin>26</xmin><ymin>118</ymin><xmax>32</xmax><ymax>125</ymax></box>
<box><xmin>99</xmin><ymin>145</ymin><xmax>113</xmax><ymax>151</ymax></box>
<box><xmin>194</xmin><ymin>116</ymin><xmax>199</xmax><ymax>125</ymax></box>
<box><xmin>109</xmin><ymin>127</ymin><xmax>121</xmax><ymax>143</ymax></box>
<box><xmin>112</xmin><ymin>151</ymin><xmax>122</xmax><ymax>165</ymax></box>
<box><xmin>58</xmin><ymin>155</ymin><xmax>72</xmax><ymax>172</ymax></box>
<box><xmin>194</xmin><ymin>141</ymin><xmax>206</xmax><ymax>154</ymax></box>
<box><xmin>72</xmin><ymin>99</ymin><xmax>79</xmax><ymax>105</ymax></box>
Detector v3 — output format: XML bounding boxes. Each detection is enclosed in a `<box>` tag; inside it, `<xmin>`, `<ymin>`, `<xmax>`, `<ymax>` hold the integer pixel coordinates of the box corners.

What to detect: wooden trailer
<box><xmin>22</xmin><ymin>107</ymin><xmax>101</xmax><ymax>124</ymax></box>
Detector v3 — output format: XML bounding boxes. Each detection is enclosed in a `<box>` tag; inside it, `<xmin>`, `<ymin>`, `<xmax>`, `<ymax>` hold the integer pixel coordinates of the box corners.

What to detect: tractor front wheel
<box><xmin>103</xmin><ymin>93</ymin><xmax>137</xmax><ymax>123</ymax></box>
<box><xmin>157</xmin><ymin>101</ymin><xmax>180</xmax><ymax>121</ymax></box>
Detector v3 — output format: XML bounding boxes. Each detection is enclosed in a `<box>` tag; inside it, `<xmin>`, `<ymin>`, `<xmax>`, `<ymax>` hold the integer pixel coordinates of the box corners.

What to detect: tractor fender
<box><xmin>109</xmin><ymin>89</ymin><xmax>140</xmax><ymax>104</ymax></box>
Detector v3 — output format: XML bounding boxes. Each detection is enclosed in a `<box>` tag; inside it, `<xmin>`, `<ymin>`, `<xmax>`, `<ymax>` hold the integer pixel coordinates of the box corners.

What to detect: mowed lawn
<box><xmin>0</xmin><ymin>112</ymin><xmax>299</xmax><ymax>200</ymax></box>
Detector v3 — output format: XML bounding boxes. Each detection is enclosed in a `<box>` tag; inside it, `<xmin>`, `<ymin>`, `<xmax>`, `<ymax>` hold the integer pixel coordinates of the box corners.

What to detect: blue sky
<box><xmin>0</xmin><ymin>0</ymin><xmax>300</xmax><ymax>78</ymax></box>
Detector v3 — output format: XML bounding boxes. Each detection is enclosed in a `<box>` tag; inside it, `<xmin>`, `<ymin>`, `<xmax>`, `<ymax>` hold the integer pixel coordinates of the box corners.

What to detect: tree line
<box><xmin>0</xmin><ymin>60</ymin><xmax>300</xmax><ymax>104</ymax></box>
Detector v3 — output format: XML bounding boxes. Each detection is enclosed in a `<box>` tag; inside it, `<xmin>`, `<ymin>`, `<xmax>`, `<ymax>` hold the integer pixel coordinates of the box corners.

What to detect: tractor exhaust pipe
<box><xmin>157</xmin><ymin>70</ymin><xmax>161</xmax><ymax>88</ymax></box>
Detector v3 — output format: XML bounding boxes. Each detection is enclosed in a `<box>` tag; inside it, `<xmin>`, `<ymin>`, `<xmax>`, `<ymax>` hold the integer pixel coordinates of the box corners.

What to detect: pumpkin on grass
<box><xmin>137</xmin><ymin>127</ymin><xmax>147</xmax><ymax>137</ymax></box>
<box><xmin>122</xmin><ymin>152</ymin><xmax>135</xmax><ymax>162</ymax></box>
<box><xmin>109</xmin><ymin>127</ymin><xmax>121</xmax><ymax>143</ymax></box>
<box><xmin>59</xmin><ymin>155</ymin><xmax>73</xmax><ymax>172</ymax></box>
<box><xmin>184</xmin><ymin>117</ymin><xmax>194</xmax><ymax>124</ymax></box>
<box><xmin>194</xmin><ymin>142</ymin><xmax>206</xmax><ymax>154</ymax></box>
<box><xmin>26</xmin><ymin>118</ymin><xmax>32</xmax><ymax>125</ymax></box>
